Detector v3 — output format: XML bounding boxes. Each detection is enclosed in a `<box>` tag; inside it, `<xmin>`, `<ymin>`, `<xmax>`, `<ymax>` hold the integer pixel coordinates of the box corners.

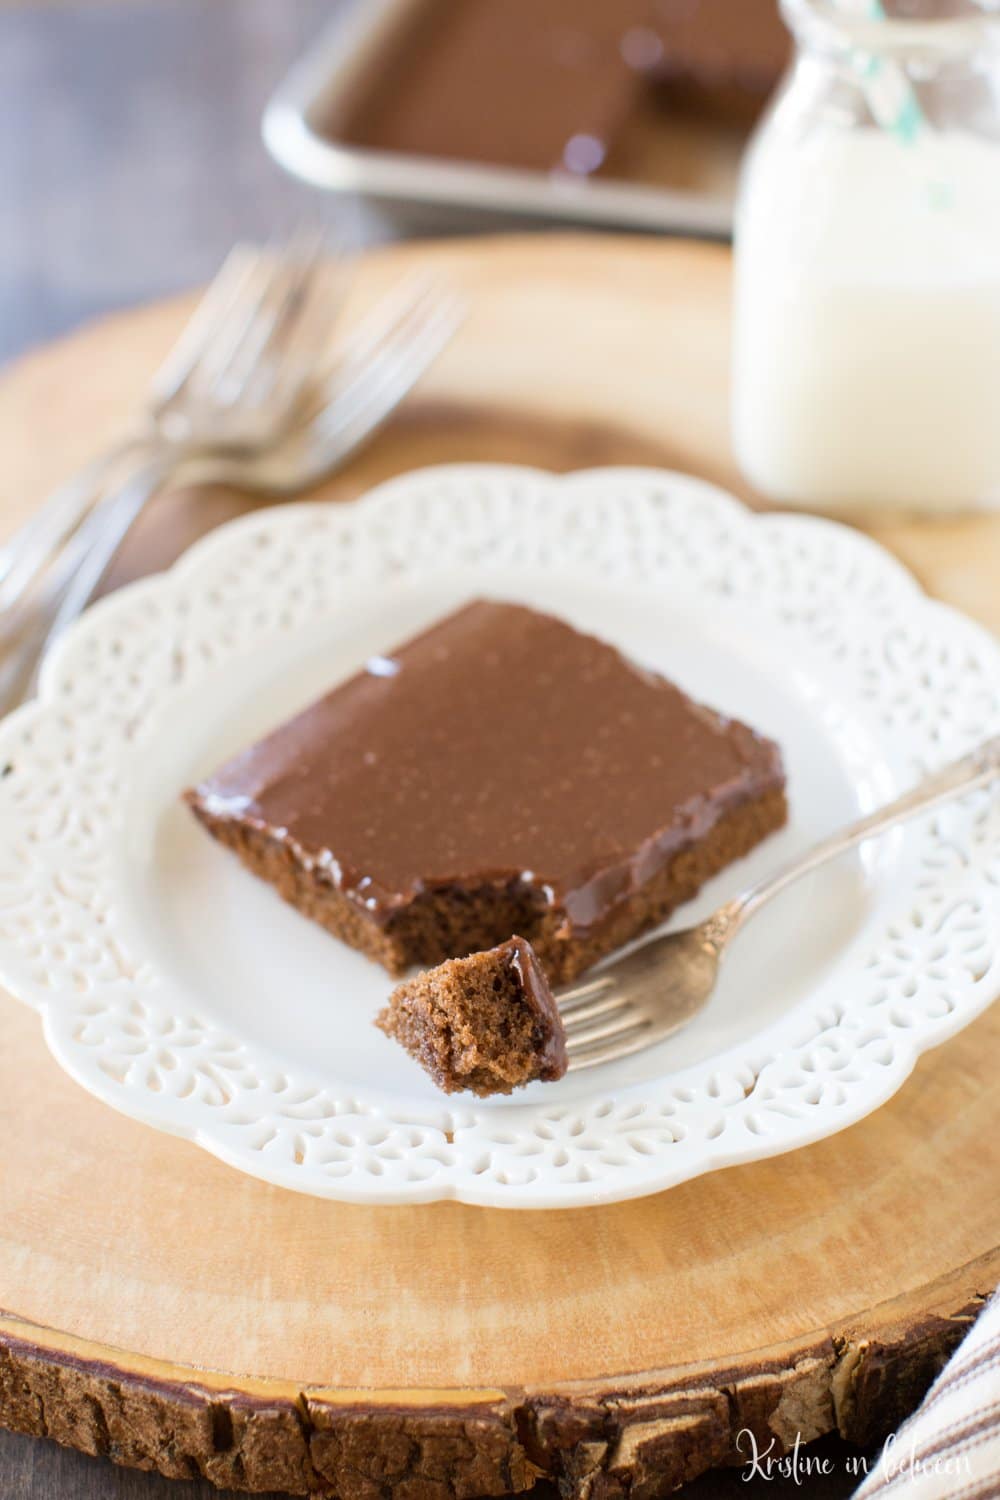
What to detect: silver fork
<box><xmin>0</xmin><ymin>276</ymin><xmax>464</xmax><ymax>715</ymax></box>
<box><xmin>559</xmin><ymin>733</ymin><xmax>1000</xmax><ymax>1071</ymax></box>
<box><xmin>0</xmin><ymin>233</ymin><xmax>335</xmax><ymax>622</ymax></box>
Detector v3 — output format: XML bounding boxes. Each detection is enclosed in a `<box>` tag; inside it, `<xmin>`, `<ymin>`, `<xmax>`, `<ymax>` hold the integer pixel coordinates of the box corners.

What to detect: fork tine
<box><xmin>197</xmin><ymin>229</ymin><xmax>326</xmax><ymax>408</ymax></box>
<box><xmin>325</xmin><ymin>274</ymin><xmax>443</xmax><ymax>383</ymax></box>
<box><xmin>169</xmin><ymin>250</ymin><xmax>281</xmax><ymax>416</ymax></box>
<box><xmin>567</xmin><ymin>1027</ymin><xmax>657</xmax><ymax>1072</ymax></box>
<box><xmin>556</xmin><ymin>973</ymin><xmax>616</xmax><ymax>1013</ymax></box>
<box><xmin>256</xmin><ymin>248</ymin><xmax>346</xmax><ymax>415</ymax></box>
<box><xmin>147</xmin><ymin>244</ymin><xmax>261</xmax><ymax>411</ymax></box>
<box><xmin>560</xmin><ymin>994</ymin><xmax>633</xmax><ymax>1031</ymax></box>
<box><xmin>315</xmin><ymin>292</ymin><xmax>464</xmax><ymax>454</ymax></box>
<box><xmin>564</xmin><ymin>1010</ymin><xmax>650</xmax><ymax>1052</ymax></box>
<box><xmin>340</xmin><ymin>300</ymin><xmax>462</xmax><ymax>433</ymax></box>
<box><xmin>293</xmin><ymin>276</ymin><xmax>443</xmax><ymax>427</ymax></box>
<box><xmin>211</xmin><ymin>226</ymin><xmax>330</xmax><ymax>406</ymax></box>
<box><xmin>330</xmin><ymin>287</ymin><xmax>455</xmax><ymax>400</ymax></box>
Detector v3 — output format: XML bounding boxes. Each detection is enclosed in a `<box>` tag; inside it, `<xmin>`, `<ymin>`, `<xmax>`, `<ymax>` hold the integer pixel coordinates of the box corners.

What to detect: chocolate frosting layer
<box><xmin>191</xmin><ymin>600</ymin><xmax>785</xmax><ymax>937</ymax></box>
<box><xmin>505</xmin><ymin>935</ymin><xmax>567</xmax><ymax>1082</ymax></box>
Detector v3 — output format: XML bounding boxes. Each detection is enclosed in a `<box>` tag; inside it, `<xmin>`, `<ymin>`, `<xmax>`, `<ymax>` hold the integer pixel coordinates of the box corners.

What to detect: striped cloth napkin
<box><xmin>853</xmin><ymin>1291</ymin><xmax>1000</xmax><ymax>1499</ymax></box>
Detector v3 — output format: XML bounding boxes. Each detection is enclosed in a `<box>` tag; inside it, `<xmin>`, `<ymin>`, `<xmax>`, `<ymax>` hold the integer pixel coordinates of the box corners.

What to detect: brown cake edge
<box><xmin>184</xmin><ymin>793</ymin><xmax>411</xmax><ymax>973</ymax></box>
<box><xmin>185</xmin><ymin>785</ymin><xmax>787</xmax><ymax>983</ymax></box>
<box><xmin>541</xmin><ymin>785</ymin><xmax>789</xmax><ymax>981</ymax></box>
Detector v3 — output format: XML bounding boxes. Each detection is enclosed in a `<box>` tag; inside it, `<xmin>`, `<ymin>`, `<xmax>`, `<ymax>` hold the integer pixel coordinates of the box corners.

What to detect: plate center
<box><xmin>123</xmin><ymin>576</ymin><xmax>896</xmax><ymax>1108</ymax></box>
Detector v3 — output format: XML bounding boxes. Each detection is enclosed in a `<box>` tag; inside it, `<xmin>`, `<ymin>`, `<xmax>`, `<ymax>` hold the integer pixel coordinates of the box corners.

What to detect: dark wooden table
<box><xmin>0</xmin><ymin>0</ymin><xmax>336</xmax><ymax>368</ymax></box>
<box><xmin>0</xmin><ymin>3</ymin><xmax>874</xmax><ymax>1495</ymax></box>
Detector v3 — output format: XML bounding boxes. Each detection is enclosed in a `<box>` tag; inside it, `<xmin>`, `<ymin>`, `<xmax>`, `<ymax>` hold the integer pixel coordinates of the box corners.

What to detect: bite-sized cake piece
<box><xmin>376</xmin><ymin>936</ymin><xmax>567</xmax><ymax>1096</ymax></box>
<box><xmin>185</xmin><ymin>600</ymin><xmax>787</xmax><ymax>981</ymax></box>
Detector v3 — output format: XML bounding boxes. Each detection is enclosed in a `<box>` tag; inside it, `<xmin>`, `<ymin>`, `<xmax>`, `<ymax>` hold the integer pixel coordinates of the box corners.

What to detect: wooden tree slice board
<box><xmin>1</xmin><ymin>235</ymin><xmax>999</xmax><ymax>1498</ymax></box>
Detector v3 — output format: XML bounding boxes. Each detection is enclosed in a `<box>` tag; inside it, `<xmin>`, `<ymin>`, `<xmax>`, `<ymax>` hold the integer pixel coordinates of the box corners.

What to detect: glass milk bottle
<box><xmin>732</xmin><ymin>0</ymin><xmax>1000</xmax><ymax>514</ymax></box>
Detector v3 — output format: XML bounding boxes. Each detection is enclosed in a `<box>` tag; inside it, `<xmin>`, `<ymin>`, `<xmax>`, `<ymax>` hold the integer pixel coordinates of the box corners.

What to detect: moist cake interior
<box><xmin>377</xmin><ymin>936</ymin><xmax>567</xmax><ymax>1096</ymax></box>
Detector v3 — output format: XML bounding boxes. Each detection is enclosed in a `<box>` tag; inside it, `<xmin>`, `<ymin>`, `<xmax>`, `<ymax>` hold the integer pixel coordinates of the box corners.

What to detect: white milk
<box><xmin>732</xmin><ymin>130</ymin><xmax>1000</xmax><ymax>512</ymax></box>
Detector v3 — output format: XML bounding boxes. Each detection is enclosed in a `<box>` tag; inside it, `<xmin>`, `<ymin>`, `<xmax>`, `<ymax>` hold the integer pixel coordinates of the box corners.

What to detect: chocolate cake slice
<box><xmin>376</xmin><ymin>936</ymin><xmax>567</xmax><ymax>1096</ymax></box>
<box><xmin>186</xmin><ymin>599</ymin><xmax>786</xmax><ymax>981</ymax></box>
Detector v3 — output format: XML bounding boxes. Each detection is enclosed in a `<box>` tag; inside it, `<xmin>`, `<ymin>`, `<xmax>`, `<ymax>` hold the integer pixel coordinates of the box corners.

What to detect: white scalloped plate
<box><xmin>1</xmin><ymin>466</ymin><xmax>998</xmax><ymax>1208</ymax></box>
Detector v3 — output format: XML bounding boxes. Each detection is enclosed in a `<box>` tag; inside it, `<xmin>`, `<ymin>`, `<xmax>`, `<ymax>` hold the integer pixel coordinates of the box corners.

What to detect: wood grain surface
<box><xmin>0</xmin><ymin>235</ymin><xmax>998</xmax><ymax>1500</ymax></box>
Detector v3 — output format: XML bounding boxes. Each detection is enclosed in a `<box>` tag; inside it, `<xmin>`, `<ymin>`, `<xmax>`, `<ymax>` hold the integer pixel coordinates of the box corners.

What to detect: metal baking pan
<box><xmin>262</xmin><ymin>0</ymin><xmax>737</xmax><ymax>239</ymax></box>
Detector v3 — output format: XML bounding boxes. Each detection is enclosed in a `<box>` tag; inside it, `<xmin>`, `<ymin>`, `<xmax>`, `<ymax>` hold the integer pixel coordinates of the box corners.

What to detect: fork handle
<box><xmin>0</xmin><ymin>453</ymin><xmax>174</xmax><ymax>717</ymax></box>
<box><xmin>720</xmin><ymin>734</ymin><xmax>1000</xmax><ymax>937</ymax></box>
<box><xmin>0</xmin><ymin>435</ymin><xmax>154</xmax><ymax>617</ymax></box>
